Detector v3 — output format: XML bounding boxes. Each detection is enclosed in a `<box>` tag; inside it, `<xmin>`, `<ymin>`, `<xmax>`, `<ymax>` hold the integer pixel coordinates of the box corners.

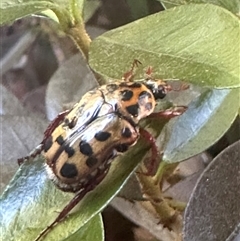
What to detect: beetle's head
<box><xmin>145</xmin><ymin>79</ymin><xmax>172</xmax><ymax>100</ymax></box>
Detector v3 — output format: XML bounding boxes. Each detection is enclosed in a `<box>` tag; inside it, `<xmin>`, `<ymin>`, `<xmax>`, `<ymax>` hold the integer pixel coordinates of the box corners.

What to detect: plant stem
<box><xmin>136</xmin><ymin>170</ymin><xmax>177</xmax><ymax>223</ymax></box>
<box><xmin>166</xmin><ymin>199</ymin><xmax>186</xmax><ymax>211</ymax></box>
<box><xmin>67</xmin><ymin>23</ymin><xmax>91</xmax><ymax>60</ymax></box>
<box><xmin>152</xmin><ymin>161</ymin><xmax>168</xmax><ymax>185</ymax></box>
<box><xmin>52</xmin><ymin>0</ymin><xmax>92</xmax><ymax>61</ymax></box>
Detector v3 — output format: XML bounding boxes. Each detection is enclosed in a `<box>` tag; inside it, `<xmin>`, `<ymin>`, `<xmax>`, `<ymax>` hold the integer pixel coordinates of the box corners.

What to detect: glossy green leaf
<box><xmin>1</xmin><ymin>0</ymin><xmax>60</xmax><ymax>25</ymax></box>
<box><xmin>0</xmin><ymin>140</ymin><xmax>149</xmax><ymax>241</ymax></box>
<box><xmin>159</xmin><ymin>0</ymin><xmax>240</xmax><ymax>15</ymax></box>
<box><xmin>0</xmin><ymin>0</ymin><xmax>85</xmax><ymax>26</ymax></box>
<box><xmin>162</xmin><ymin>88</ymin><xmax>239</xmax><ymax>163</ymax></box>
<box><xmin>89</xmin><ymin>4</ymin><xmax>240</xmax><ymax>88</ymax></box>
<box><xmin>66</xmin><ymin>214</ymin><xmax>104</xmax><ymax>241</ymax></box>
<box><xmin>41</xmin><ymin>9</ymin><xmax>60</xmax><ymax>23</ymax></box>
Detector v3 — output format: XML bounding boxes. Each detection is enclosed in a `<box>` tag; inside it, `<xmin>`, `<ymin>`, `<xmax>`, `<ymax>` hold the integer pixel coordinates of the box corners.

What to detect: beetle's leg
<box><xmin>139</xmin><ymin>128</ymin><xmax>160</xmax><ymax>176</ymax></box>
<box><xmin>17</xmin><ymin>144</ymin><xmax>43</xmax><ymax>165</ymax></box>
<box><xmin>122</xmin><ymin>59</ymin><xmax>142</xmax><ymax>82</ymax></box>
<box><xmin>33</xmin><ymin>165</ymin><xmax>111</xmax><ymax>241</ymax></box>
<box><xmin>138</xmin><ymin>106</ymin><xmax>187</xmax><ymax>174</ymax></box>
<box><xmin>148</xmin><ymin>106</ymin><xmax>187</xmax><ymax>119</ymax></box>
<box><xmin>17</xmin><ymin>110</ymin><xmax>70</xmax><ymax>166</ymax></box>
<box><xmin>43</xmin><ymin>110</ymin><xmax>70</xmax><ymax>141</ymax></box>
<box><xmin>145</xmin><ymin>65</ymin><xmax>189</xmax><ymax>94</ymax></box>
<box><xmin>163</xmin><ymin>80</ymin><xmax>190</xmax><ymax>92</ymax></box>
<box><xmin>145</xmin><ymin>66</ymin><xmax>154</xmax><ymax>80</ymax></box>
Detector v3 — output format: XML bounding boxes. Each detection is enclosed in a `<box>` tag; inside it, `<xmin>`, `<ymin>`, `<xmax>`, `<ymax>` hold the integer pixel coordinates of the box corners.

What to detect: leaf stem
<box><xmin>152</xmin><ymin>161</ymin><xmax>168</xmax><ymax>185</ymax></box>
<box><xmin>166</xmin><ymin>199</ymin><xmax>186</xmax><ymax>211</ymax></box>
<box><xmin>136</xmin><ymin>170</ymin><xmax>177</xmax><ymax>223</ymax></box>
<box><xmin>51</xmin><ymin>1</ymin><xmax>91</xmax><ymax>60</ymax></box>
<box><xmin>67</xmin><ymin>24</ymin><xmax>91</xmax><ymax>60</ymax></box>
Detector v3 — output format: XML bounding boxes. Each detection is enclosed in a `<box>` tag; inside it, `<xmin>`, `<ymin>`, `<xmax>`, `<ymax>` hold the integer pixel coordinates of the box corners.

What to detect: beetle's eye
<box><xmin>153</xmin><ymin>85</ymin><xmax>166</xmax><ymax>100</ymax></box>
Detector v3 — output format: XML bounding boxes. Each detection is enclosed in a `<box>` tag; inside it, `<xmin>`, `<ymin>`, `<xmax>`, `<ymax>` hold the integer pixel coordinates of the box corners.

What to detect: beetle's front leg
<box><xmin>149</xmin><ymin>106</ymin><xmax>187</xmax><ymax>119</ymax></box>
<box><xmin>122</xmin><ymin>59</ymin><xmax>142</xmax><ymax>82</ymax></box>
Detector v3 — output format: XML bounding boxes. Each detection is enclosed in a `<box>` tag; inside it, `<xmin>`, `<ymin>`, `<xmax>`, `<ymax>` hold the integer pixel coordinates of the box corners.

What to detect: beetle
<box><xmin>19</xmin><ymin>61</ymin><xmax>187</xmax><ymax>241</ymax></box>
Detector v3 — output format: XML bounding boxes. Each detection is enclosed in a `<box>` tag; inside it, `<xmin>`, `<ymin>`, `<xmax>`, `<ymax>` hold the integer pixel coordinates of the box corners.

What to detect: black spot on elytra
<box><xmin>60</xmin><ymin>163</ymin><xmax>78</xmax><ymax>178</ymax></box>
<box><xmin>119</xmin><ymin>82</ymin><xmax>129</xmax><ymax>88</ymax></box>
<box><xmin>43</xmin><ymin>136</ymin><xmax>53</xmax><ymax>152</ymax></box>
<box><xmin>121</xmin><ymin>90</ymin><xmax>133</xmax><ymax>101</ymax></box>
<box><xmin>145</xmin><ymin>102</ymin><xmax>153</xmax><ymax>111</ymax></box>
<box><xmin>86</xmin><ymin>156</ymin><xmax>98</xmax><ymax>168</ymax></box>
<box><xmin>95</xmin><ymin>131</ymin><xmax>111</xmax><ymax>142</ymax></box>
<box><xmin>126</xmin><ymin>104</ymin><xmax>139</xmax><ymax>117</ymax></box>
<box><xmin>139</xmin><ymin>91</ymin><xmax>152</xmax><ymax>99</ymax></box>
<box><xmin>79</xmin><ymin>141</ymin><xmax>93</xmax><ymax>156</ymax></box>
<box><xmin>64</xmin><ymin>145</ymin><xmax>75</xmax><ymax>157</ymax></box>
<box><xmin>121</xmin><ymin>127</ymin><xmax>132</xmax><ymax>138</ymax></box>
<box><xmin>68</xmin><ymin>117</ymin><xmax>77</xmax><ymax>129</ymax></box>
<box><xmin>115</xmin><ymin>144</ymin><xmax>129</xmax><ymax>152</ymax></box>
<box><xmin>64</xmin><ymin>118</ymin><xmax>69</xmax><ymax>125</ymax></box>
<box><xmin>138</xmin><ymin>91</ymin><xmax>152</xmax><ymax>106</ymax></box>
<box><xmin>129</xmin><ymin>82</ymin><xmax>142</xmax><ymax>88</ymax></box>
<box><xmin>106</xmin><ymin>83</ymin><xmax>119</xmax><ymax>92</ymax></box>
<box><xmin>56</xmin><ymin>135</ymin><xmax>64</xmax><ymax>145</ymax></box>
<box><xmin>119</xmin><ymin>82</ymin><xmax>142</xmax><ymax>88</ymax></box>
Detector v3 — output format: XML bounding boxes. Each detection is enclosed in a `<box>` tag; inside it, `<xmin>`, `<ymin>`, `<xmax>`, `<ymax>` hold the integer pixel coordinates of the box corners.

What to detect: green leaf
<box><xmin>0</xmin><ymin>0</ymin><xmax>85</xmax><ymax>27</ymax></box>
<box><xmin>159</xmin><ymin>0</ymin><xmax>240</xmax><ymax>15</ymax></box>
<box><xmin>0</xmin><ymin>140</ymin><xmax>149</xmax><ymax>241</ymax></box>
<box><xmin>41</xmin><ymin>9</ymin><xmax>60</xmax><ymax>23</ymax></box>
<box><xmin>0</xmin><ymin>0</ymin><xmax>59</xmax><ymax>25</ymax></box>
<box><xmin>89</xmin><ymin>4</ymin><xmax>240</xmax><ymax>88</ymax></box>
<box><xmin>40</xmin><ymin>0</ymin><xmax>98</xmax><ymax>23</ymax></box>
<box><xmin>162</xmin><ymin>88</ymin><xmax>239</xmax><ymax>163</ymax></box>
<box><xmin>66</xmin><ymin>214</ymin><xmax>104</xmax><ymax>241</ymax></box>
